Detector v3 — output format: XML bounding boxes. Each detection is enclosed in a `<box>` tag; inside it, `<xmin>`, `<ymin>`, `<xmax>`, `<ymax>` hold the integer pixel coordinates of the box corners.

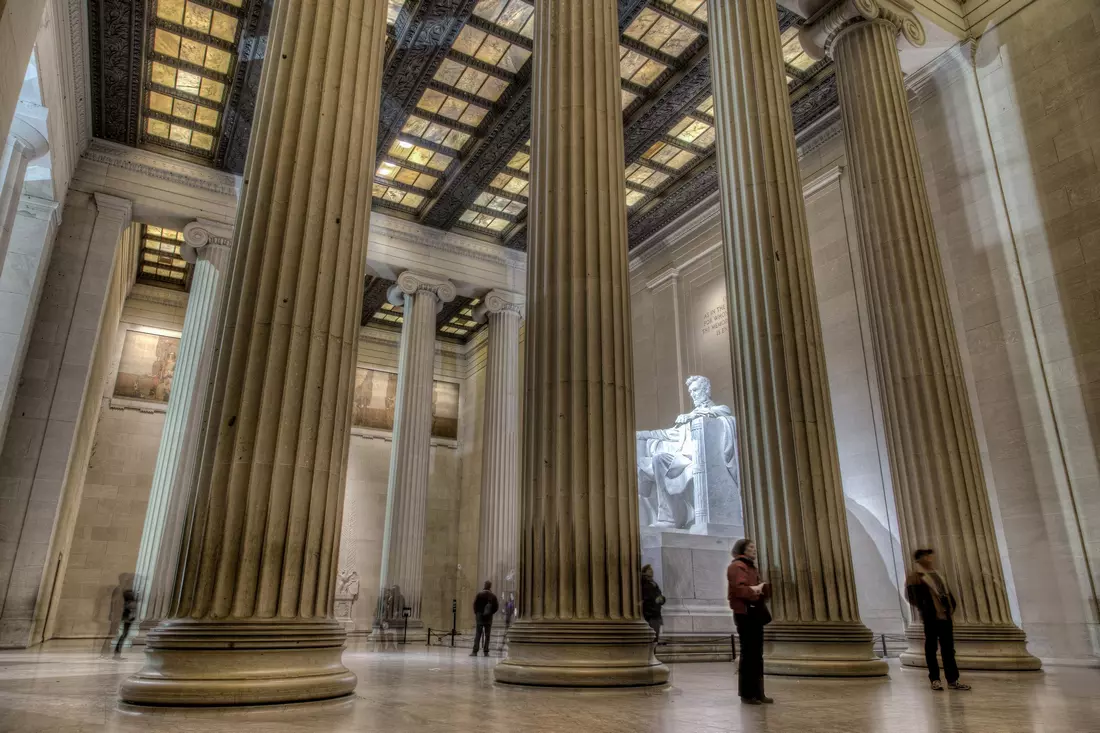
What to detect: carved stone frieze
<box><xmin>215</xmin><ymin>0</ymin><xmax>271</xmax><ymax>173</ymax></box>
<box><xmin>88</xmin><ymin>0</ymin><xmax>145</xmax><ymax>146</ymax></box>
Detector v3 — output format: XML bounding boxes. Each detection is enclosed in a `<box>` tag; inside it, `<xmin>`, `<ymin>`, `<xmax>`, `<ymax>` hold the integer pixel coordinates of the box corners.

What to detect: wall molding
<box><xmin>82</xmin><ymin>139</ymin><xmax>240</xmax><ymax>196</ymax></box>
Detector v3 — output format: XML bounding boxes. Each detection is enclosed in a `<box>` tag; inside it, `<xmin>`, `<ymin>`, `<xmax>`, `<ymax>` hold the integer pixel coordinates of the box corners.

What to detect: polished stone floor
<box><xmin>0</xmin><ymin>641</ymin><xmax>1097</xmax><ymax>732</ymax></box>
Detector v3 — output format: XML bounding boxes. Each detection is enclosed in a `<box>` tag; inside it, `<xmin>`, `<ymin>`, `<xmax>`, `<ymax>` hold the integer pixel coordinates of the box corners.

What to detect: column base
<box><xmin>494</xmin><ymin>619</ymin><xmax>669</xmax><ymax>687</ymax></box>
<box><xmin>900</xmin><ymin>622</ymin><xmax>1042</xmax><ymax>671</ymax></box>
<box><xmin>119</xmin><ymin>619</ymin><xmax>357</xmax><ymax>706</ymax></box>
<box><xmin>763</xmin><ymin>621</ymin><xmax>889</xmax><ymax>677</ymax></box>
<box><xmin>656</xmin><ymin>633</ymin><xmax>734</xmax><ymax>663</ymax></box>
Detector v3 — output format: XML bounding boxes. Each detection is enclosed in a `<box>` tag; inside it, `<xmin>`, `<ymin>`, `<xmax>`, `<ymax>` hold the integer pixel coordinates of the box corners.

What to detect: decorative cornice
<box><xmin>800</xmin><ymin>0</ymin><xmax>926</xmax><ymax>60</ymax></box>
<box><xmin>390</xmin><ymin>270</ymin><xmax>457</xmax><ymax>304</ymax></box>
<box><xmin>83</xmin><ymin>139</ymin><xmax>240</xmax><ymax>196</ymax></box>
<box><xmin>182</xmin><ymin>218</ymin><xmax>235</xmax><ymax>263</ymax></box>
<box><xmin>796</xmin><ymin>106</ymin><xmax>843</xmax><ymax>157</ymax></box>
<box><xmin>370</xmin><ymin>213</ymin><xmax>526</xmax><ymax>271</ymax></box>
<box><xmin>128</xmin><ymin>281</ymin><xmax>190</xmax><ymax>308</ymax></box>
<box><xmin>65</xmin><ymin>0</ymin><xmax>91</xmax><ymax>147</ymax></box>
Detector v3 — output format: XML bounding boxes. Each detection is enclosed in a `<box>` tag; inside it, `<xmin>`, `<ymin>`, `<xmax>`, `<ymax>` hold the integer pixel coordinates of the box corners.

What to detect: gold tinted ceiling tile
<box><xmin>438</xmin><ymin>96</ymin><xmax>469</xmax><ymax>120</ymax></box>
<box><xmin>169</xmin><ymin>124</ymin><xmax>192</xmax><ymax>144</ymax></box>
<box><xmin>622</xmin><ymin>89</ymin><xmax>637</xmax><ymax>110</ymax></box>
<box><xmin>474</xmin><ymin>192</ymin><xmax>492</xmax><ymax>207</ymax></box>
<box><xmin>172</xmin><ymin>98</ymin><xmax>197</xmax><ymax>121</ymax></box>
<box><xmin>377</xmin><ymin>161</ymin><xmax>398</xmax><ymax>178</ymax></box>
<box><xmin>158</xmin><ymin>0</ymin><xmax>185</xmax><ymax>24</ymax></box>
<box><xmin>402</xmin><ymin>116</ymin><xmax>429</xmax><ymax>137</ymax></box>
<box><xmin>387</xmin><ymin>0</ymin><xmax>405</xmax><ymax>24</ymax></box>
<box><xmin>491</xmin><ymin>172</ymin><xmax>510</xmax><ymax>188</ymax></box>
<box><xmin>383</xmin><ymin>188</ymin><xmax>405</xmax><ymax>203</ymax></box>
<box><xmin>422</xmin><ymin>124</ymin><xmax>447</xmax><ymax>143</ymax></box>
<box><xmin>148</xmin><ymin>91</ymin><xmax>173</xmax><ymax>114</ymax></box>
<box><xmin>507</xmin><ymin>150</ymin><xmax>529</xmax><ymax>170</ymax></box>
<box><xmin>632</xmin><ymin>59</ymin><xmax>667</xmax><ymax>87</ymax></box>
<box><xmin>373</xmin><ymin>182</ymin><xmax>388</xmax><ymax>197</ymax></box>
<box><xmin>458</xmin><ymin>104</ymin><xmax>486</xmax><ymax>126</ymax></box>
<box><xmin>154</xmin><ymin>28</ymin><xmax>181</xmax><ymax>57</ymax></box>
<box><xmin>195</xmin><ymin>106</ymin><xmax>218</xmax><ymax>127</ymax></box>
<box><xmin>504</xmin><ymin>201</ymin><xmax>525</xmax><ymax>215</ymax></box>
<box><xmin>183</xmin><ymin>2</ymin><xmax>212</xmax><ymax>32</ymax></box>
<box><xmin>175</xmin><ymin>69</ymin><xmax>201</xmax><ymax>95</ymax></box>
<box><xmin>479</xmin><ymin>76</ymin><xmax>508</xmax><ymax>102</ymax></box>
<box><xmin>180</xmin><ymin>37</ymin><xmax>207</xmax><ymax>66</ymax></box>
<box><xmin>662</xmin><ymin>26</ymin><xmax>699</xmax><ymax>58</ymax></box>
<box><xmin>426</xmin><ymin>151</ymin><xmax>453</xmax><ymax>171</ymax></box>
<box><xmin>407</xmin><ymin>146</ymin><xmax>433</xmax><ymax>166</ymax></box>
<box><xmin>413</xmin><ymin>172</ymin><xmax>438</xmax><ymax>189</ymax></box>
<box><xmin>456</xmin><ymin>67</ymin><xmax>488</xmax><ymax>95</ymax></box>
<box><xmin>626</xmin><ymin>190</ymin><xmax>646</xmax><ymax>207</ymax></box>
<box><xmin>417</xmin><ymin>88</ymin><xmax>447</xmax><ymax>114</ymax></box>
<box><xmin>435</xmin><ymin>58</ymin><xmax>465</xmax><ymax>87</ymax></box>
<box><xmin>668</xmin><ymin>149</ymin><xmax>696</xmax><ymax>169</ymax></box>
<box><xmin>625</xmin><ymin>8</ymin><xmax>660</xmax><ymax>40</ymax></box>
<box><xmin>206</xmin><ymin>46</ymin><xmax>232</xmax><ymax>74</ymax></box>
<box><xmin>487</xmin><ymin>217</ymin><xmax>509</xmax><ymax>232</ymax></box>
<box><xmin>697</xmin><ymin>95</ymin><xmax>714</xmax><ymax>114</ymax></box>
<box><xmin>620</xmin><ymin>49</ymin><xmax>647</xmax><ymax>80</ymax></box>
<box><xmin>453</xmin><ymin>26</ymin><xmax>487</xmax><ymax>57</ymax></box>
<box><xmin>499</xmin><ymin>45</ymin><xmax>530</xmax><ymax>72</ymax></box>
<box><xmin>396</xmin><ymin>168</ymin><xmax>420</xmax><ymax>185</ymax></box>
<box><xmin>642</xmin><ymin>16</ymin><xmax>679</xmax><ymax>50</ymax></box>
<box><xmin>476</xmin><ymin>34</ymin><xmax>509</xmax><ymax>66</ymax></box>
<box><xmin>693</xmin><ymin>127</ymin><xmax>716</xmax><ymax>148</ymax></box>
<box><xmin>403</xmin><ymin>192</ymin><xmax>425</xmax><ymax>208</ymax></box>
<box><xmin>672</xmin><ymin>0</ymin><xmax>706</xmax><ymax>13</ymax></box>
<box><xmin>210</xmin><ymin>12</ymin><xmax>238</xmax><ymax>42</ymax></box>
<box><xmin>146</xmin><ymin>117</ymin><xmax>170</xmax><ymax>138</ymax></box>
<box><xmin>443</xmin><ymin>129</ymin><xmax>469</xmax><ymax>148</ymax></box>
<box><xmin>389</xmin><ymin>140</ymin><xmax>412</xmax><ymax>160</ymax></box>
<box><xmin>474</xmin><ymin>0</ymin><xmax>507</xmax><ymax>22</ymax></box>
<box><xmin>191</xmin><ymin>131</ymin><xmax>214</xmax><ymax>150</ymax></box>
<box><xmin>199</xmin><ymin>77</ymin><xmax>224</xmax><ymax>102</ymax></box>
<box><xmin>519</xmin><ymin>16</ymin><xmax>533</xmax><ymax>39</ymax></box>
<box><xmin>151</xmin><ymin>62</ymin><xmax>177</xmax><ymax>88</ymax></box>
<box><xmin>497</xmin><ymin>0</ymin><xmax>532</xmax><ymax>33</ymax></box>
<box><xmin>460</xmin><ymin>209</ymin><xmax>478</xmax><ymax>223</ymax></box>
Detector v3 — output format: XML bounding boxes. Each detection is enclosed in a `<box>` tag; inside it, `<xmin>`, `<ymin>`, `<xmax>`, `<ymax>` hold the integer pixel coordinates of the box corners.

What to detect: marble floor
<box><xmin>1</xmin><ymin>641</ymin><xmax>1097</xmax><ymax>733</ymax></box>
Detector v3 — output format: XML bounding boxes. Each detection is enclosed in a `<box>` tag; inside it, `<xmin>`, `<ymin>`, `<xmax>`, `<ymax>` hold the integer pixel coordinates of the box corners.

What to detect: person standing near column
<box><xmin>471</xmin><ymin>581</ymin><xmax>499</xmax><ymax>658</ymax></box>
<box><xmin>727</xmin><ymin>539</ymin><xmax>772</xmax><ymax>705</ymax></box>
<box><xmin>906</xmin><ymin>549</ymin><xmax>971</xmax><ymax>692</ymax></box>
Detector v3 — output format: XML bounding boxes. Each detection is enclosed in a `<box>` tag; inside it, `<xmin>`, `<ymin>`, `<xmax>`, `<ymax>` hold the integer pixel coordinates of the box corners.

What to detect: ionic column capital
<box><xmin>182</xmin><ymin>219</ymin><xmax>234</xmax><ymax>265</ymax></box>
<box><xmin>388</xmin><ymin>271</ymin><xmax>456</xmax><ymax>306</ymax></box>
<box><xmin>480</xmin><ymin>289</ymin><xmax>524</xmax><ymax>320</ymax></box>
<box><xmin>799</xmin><ymin>0</ymin><xmax>925</xmax><ymax>61</ymax></box>
<box><xmin>8</xmin><ymin>115</ymin><xmax>49</xmax><ymax>160</ymax></box>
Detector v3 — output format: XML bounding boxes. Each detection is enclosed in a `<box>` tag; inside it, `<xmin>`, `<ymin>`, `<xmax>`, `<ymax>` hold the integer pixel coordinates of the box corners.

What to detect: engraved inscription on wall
<box><xmin>700</xmin><ymin>304</ymin><xmax>728</xmax><ymax>338</ymax></box>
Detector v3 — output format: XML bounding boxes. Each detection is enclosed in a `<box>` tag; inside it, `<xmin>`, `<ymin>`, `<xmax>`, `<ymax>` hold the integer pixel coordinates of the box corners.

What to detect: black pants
<box><xmin>114</xmin><ymin>619</ymin><xmax>133</xmax><ymax>655</ymax></box>
<box><xmin>923</xmin><ymin>618</ymin><xmax>959</xmax><ymax>683</ymax></box>
<box><xmin>734</xmin><ymin>613</ymin><xmax>765</xmax><ymax>700</ymax></box>
<box><xmin>473</xmin><ymin>620</ymin><xmax>492</xmax><ymax>654</ymax></box>
<box><xmin>647</xmin><ymin>617</ymin><xmax>662</xmax><ymax>644</ymax></box>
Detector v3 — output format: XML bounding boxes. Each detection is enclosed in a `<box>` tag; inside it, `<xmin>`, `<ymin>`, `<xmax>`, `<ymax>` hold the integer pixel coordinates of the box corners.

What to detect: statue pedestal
<box><xmin>642</xmin><ymin>528</ymin><xmax>739</xmax><ymax>662</ymax></box>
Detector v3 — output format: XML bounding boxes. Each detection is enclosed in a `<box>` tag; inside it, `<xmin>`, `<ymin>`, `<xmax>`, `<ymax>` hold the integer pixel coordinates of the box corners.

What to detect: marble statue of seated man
<box><xmin>637</xmin><ymin>375</ymin><xmax>739</xmax><ymax>531</ymax></box>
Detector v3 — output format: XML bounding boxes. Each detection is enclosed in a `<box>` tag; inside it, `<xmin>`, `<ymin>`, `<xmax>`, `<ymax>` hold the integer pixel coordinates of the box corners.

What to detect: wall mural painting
<box><xmin>352</xmin><ymin>368</ymin><xmax>460</xmax><ymax>440</ymax></box>
<box><xmin>113</xmin><ymin>331</ymin><xmax>181</xmax><ymax>403</ymax></box>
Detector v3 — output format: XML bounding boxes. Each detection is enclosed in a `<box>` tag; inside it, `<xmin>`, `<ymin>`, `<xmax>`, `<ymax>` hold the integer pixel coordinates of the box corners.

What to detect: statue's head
<box><xmin>685</xmin><ymin>375</ymin><xmax>712</xmax><ymax>407</ymax></box>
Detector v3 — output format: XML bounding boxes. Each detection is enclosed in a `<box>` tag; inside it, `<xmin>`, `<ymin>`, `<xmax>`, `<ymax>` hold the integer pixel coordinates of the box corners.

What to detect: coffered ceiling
<box><xmin>87</xmin><ymin>0</ymin><xmax>839</xmax><ymax>336</ymax></box>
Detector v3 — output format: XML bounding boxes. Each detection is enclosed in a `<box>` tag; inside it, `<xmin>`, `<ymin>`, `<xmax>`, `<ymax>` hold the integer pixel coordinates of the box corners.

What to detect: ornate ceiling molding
<box><xmin>215</xmin><ymin>0</ymin><xmax>271</xmax><ymax>173</ymax></box>
<box><xmin>376</xmin><ymin>0</ymin><xmax>481</xmax><ymax>157</ymax></box>
<box><xmin>83</xmin><ymin>139</ymin><xmax>240</xmax><ymax>196</ymax></box>
<box><xmin>87</xmin><ymin>0</ymin><xmax>145</xmax><ymax>147</ymax></box>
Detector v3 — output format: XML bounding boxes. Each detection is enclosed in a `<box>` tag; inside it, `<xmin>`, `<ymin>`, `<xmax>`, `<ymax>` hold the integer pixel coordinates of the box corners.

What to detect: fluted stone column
<box><xmin>708</xmin><ymin>0</ymin><xmax>885</xmax><ymax>676</ymax></box>
<box><xmin>802</xmin><ymin>0</ymin><xmax>1039</xmax><ymax>670</ymax></box>
<box><xmin>494</xmin><ymin>0</ymin><xmax>668</xmax><ymax>688</ymax></box>
<box><xmin>375</xmin><ymin>271</ymin><xmax>455</xmax><ymax>636</ymax></box>
<box><xmin>131</xmin><ymin>220</ymin><xmax>233</xmax><ymax>643</ymax></box>
<box><xmin>476</xmin><ymin>290</ymin><xmax>523</xmax><ymax>593</ymax></box>
<box><xmin>120</xmin><ymin>0</ymin><xmax>388</xmax><ymax>705</ymax></box>
<box><xmin>0</xmin><ymin>116</ymin><xmax>49</xmax><ymax>275</ymax></box>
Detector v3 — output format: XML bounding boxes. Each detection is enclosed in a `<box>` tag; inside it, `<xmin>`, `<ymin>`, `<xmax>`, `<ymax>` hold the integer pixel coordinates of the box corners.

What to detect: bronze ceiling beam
<box><xmin>377</xmin><ymin>0</ymin><xmax>481</xmax><ymax>159</ymax></box>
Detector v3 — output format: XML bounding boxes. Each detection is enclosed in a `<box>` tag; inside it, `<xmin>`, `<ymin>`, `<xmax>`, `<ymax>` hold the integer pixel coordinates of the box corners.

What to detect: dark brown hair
<box><xmin>913</xmin><ymin>548</ymin><xmax>935</xmax><ymax>561</ymax></box>
<box><xmin>732</xmin><ymin>538</ymin><xmax>754</xmax><ymax>557</ymax></box>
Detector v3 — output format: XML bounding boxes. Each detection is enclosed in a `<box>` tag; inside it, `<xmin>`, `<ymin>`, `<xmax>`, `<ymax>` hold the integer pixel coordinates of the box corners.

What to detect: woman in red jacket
<box><xmin>727</xmin><ymin>538</ymin><xmax>772</xmax><ymax>704</ymax></box>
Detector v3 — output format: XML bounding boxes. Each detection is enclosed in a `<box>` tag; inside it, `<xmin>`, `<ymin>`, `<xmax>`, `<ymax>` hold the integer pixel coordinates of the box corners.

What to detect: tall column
<box><xmin>131</xmin><ymin>220</ymin><xmax>233</xmax><ymax>642</ymax></box>
<box><xmin>708</xmin><ymin>0</ymin><xmax>885</xmax><ymax>675</ymax></box>
<box><xmin>476</xmin><ymin>290</ymin><xmax>523</xmax><ymax>593</ymax></box>
<box><xmin>802</xmin><ymin>0</ymin><xmax>1039</xmax><ymax>670</ymax></box>
<box><xmin>494</xmin><ymin>0</ymin><xmax>668</xmax><ymax>688</ymax></box>
<box><xmin>375</xmin><ymin>270</ymin><xmax>454</xmax><ymax>635</ymax></box>
<box><xmin>120</xmin><ymin>0</ymin><xmax>388</xmax><ymax>705</ymax></box>
<box><xmin>0</xmin><ymin>116</ymin><xmax>49</xmax><ymax>274</ymax></box>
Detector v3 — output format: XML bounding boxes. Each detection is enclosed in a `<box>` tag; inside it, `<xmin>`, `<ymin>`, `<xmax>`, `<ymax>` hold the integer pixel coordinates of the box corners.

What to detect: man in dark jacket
<box><xmin>905</xmin><ymin>548</ymin><xmax>970</xmax><ymax>691</ymax></box>
<box><xmin>471</xmin><ymin>580</ymin><xmax>499</xmax><ymax>657</ymax></box>
<box><xmin>640</xmin><ymin>564</ymin><xmax>665</xmax><ymax>645</ymax></box>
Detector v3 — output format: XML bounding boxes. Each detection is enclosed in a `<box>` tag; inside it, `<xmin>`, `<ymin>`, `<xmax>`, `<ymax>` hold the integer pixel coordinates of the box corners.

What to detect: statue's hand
<box><xmin>673</xmin><ymin>413</ymin><xmax>693</xmax><ymax>426</ymax></box>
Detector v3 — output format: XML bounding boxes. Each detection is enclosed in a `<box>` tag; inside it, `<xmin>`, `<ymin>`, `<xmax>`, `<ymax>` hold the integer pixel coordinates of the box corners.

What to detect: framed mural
<box><xmin>113</xmin><ymin>330</ymin><xmax>181</xmax><ymax>403</ymax></box>
<box><xmin>351</xmin><ymin>367</ymin><xmax>459</xmax><ymax>439</ymax></box>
